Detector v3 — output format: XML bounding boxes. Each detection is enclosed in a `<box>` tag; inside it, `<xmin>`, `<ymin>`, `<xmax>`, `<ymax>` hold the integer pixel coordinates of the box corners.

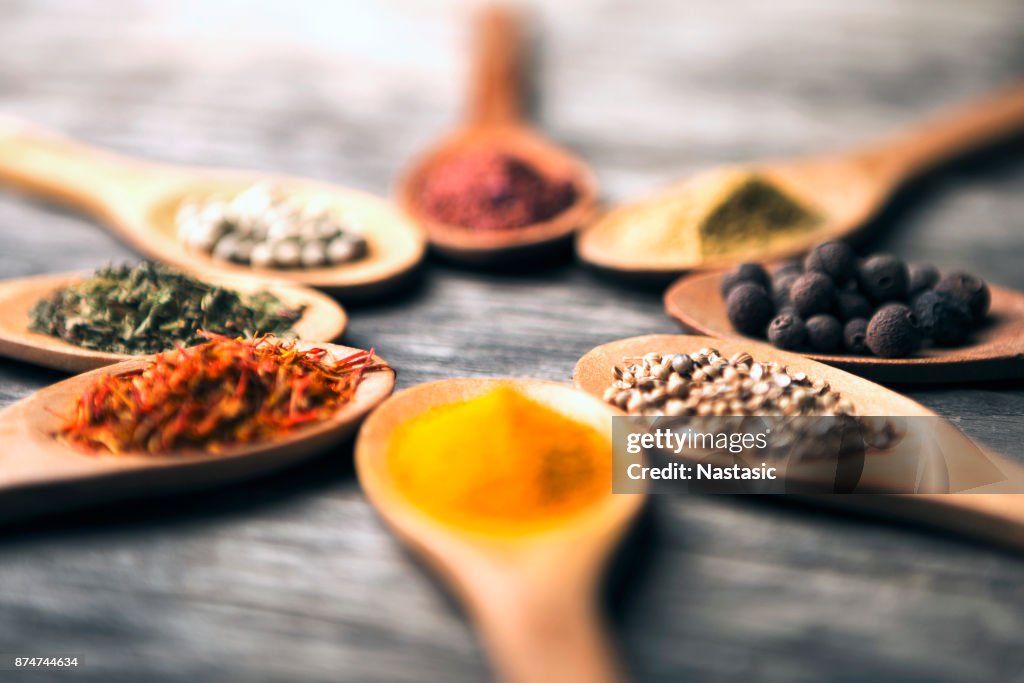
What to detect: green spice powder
<box><xmin>30</xmin><ymin>261</ymin><xmax>305</xmax><ymax>355</ymax></box>
<box><xmin>698</xmin><ymin>175</ymin><xmax>820</xmax><ymax>256</ymax></box>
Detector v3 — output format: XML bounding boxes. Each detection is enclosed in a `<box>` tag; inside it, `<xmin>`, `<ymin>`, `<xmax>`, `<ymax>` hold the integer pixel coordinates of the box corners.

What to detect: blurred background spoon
<box><xmin>0</xmin><ymin>118</ymin><xmax>426</xmax><ymax>298</ymax></box>
<box><xmin>578</xmin><ymin>81</ymin><xmax>1024</xmax><ymax>279</ymax></box>
<box><xmin>397</xmin><ymin>6</ymin><xmax>599</xmax><ymax>265</ymax></box>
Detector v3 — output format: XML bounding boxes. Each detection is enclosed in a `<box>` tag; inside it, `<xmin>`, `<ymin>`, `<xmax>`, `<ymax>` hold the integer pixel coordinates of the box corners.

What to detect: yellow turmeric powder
<box><xmin>387</xmin><ymin>386</ymin><xmax>612</xmax><ymax>535</ymax></box>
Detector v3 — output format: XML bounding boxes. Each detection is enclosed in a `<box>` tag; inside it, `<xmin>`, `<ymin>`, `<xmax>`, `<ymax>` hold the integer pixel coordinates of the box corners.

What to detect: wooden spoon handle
<box><xmin>815</xmin><ymin>450</ymin><xmax>1024</xmax><ymax>551</ymax></box>
<box><xmin>853</xmin><ymin>80</ymin><xmax>1024</xmax><ymax>182</ymax></box>
<box><xmin>467</xmin><ymin>5</ymin><xmax>525</xmax><ymax>127</ymax></box>
<box><xmin>824</xmin><ymin>493</ymin><xmax>1024</xmax><ymax>551</ymax></box>
<box><xmin>471</xmin><ymin>577</ymin><xmax>623</xmax><ymax>683</ymax></box>
<box><xmin>0</xmin><ymin>117</ymin><xmax>171</xmax><ymax>217</ymax></box>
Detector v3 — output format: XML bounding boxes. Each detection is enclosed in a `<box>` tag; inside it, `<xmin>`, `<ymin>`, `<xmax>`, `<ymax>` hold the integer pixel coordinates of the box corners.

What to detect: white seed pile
<box><xmin>603</xmin><ymin>348</ymin><xmax>902</xmax><ymax>458</ymax></box>
<box><xmin>602</xmin><ymin>348</ymin><xmax>855</xmax><ymax>418</ymax></box>
<box><xmin>177</xmin><ymin>183</ymin><xmax>369</xmax><ymax>269</ymax></box>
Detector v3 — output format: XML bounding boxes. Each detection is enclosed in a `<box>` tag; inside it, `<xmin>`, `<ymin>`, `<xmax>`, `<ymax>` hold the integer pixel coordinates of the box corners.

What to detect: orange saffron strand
<box><xmin>58</xmin><ymin>335</ymin><xmax>380</xmax><ymax>455</ymax></box>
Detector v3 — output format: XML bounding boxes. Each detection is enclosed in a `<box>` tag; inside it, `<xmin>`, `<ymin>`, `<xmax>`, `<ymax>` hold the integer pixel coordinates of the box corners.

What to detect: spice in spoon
<box><xmin>58</xmin><ymin>334</ymin><xmax>381</xmax><ymax>455</ymax></box>
<box><xmin>602</xmin><ymin>348</ymin><xmax>899</xmax><ymax>459</ymax></box>
<box><xmin>30</xmin><ymin>261</ymin><xmax>305</xmax><ymax>355</ymax></box>
<box><xmin>416</xmin><ymin>149</ymin><xmax>577</xmax><ymax>230</ymax></box>
<box><xmin>177</xmin><ymin>183</ymin><xmax>369</xmax><ymax>269</ymax></box>
<box><xmin>722</xmin><ymin>241</ymin><xmax>991</xmax><ymax>357</ymax></box>
<box><xmin>388</xmin><ymin>385</ymin><xmax>610</xmax><ymax>534</ymax></box>
<box><xmin>587</xmin><ymin>169</ymin><xmax>820</xmax><ymax>266</ymax></box>
<box><xmin>603</xmin><ymin>348</ymin><xmax>854</xmax><ymax>418</ymax></box>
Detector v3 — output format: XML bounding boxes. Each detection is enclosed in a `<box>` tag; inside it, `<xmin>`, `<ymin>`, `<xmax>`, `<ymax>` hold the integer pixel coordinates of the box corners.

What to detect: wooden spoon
<box><xmin>664</xmin><ymin>270</ymin><xmax>1024</xmax><ymax>384</ymax></box>
<box><xmin>0</xmin><ymin>343</ymin><xmax>394</xmax><ymax>522</ymax></box>
<box><xmin>574</xmin><ymin>334</ymin><xmax>1024</xmax><ymax>551</ymax></box>
<box><xmin>0</xmin><ymin>270</ymin><xmax>348</xmax><ymax>373</ymax></box>
<box><xmin>578</xmin><ymin>81</ymin><xmax>1024</xmax><ymax>278</ymax></box>
<box><xmin>355</xmin><ymin>378</ymin><xmax>643</xmax><ymax>683</ymax></box>
<box><xmin>396</xmin><ymin>6</ymin><xmax>599</xmax><ymax>264</ymax></box>
<box><xmin>0</xmin><ymin>118</ymin><xmax>426</xmax><ymax>298</ymax></box>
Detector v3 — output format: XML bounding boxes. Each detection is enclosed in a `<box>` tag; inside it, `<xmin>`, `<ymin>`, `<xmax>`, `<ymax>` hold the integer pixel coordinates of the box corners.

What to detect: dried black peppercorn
<box><xmin>771</xmin><ymin>271</ymin><xmax>800</xmax><ymax>310</ymax></box>
<box><xmin>857</xmin><ymin>254</ymin><xmax>909</xmax><ymax>303</ymax></box>
<box><xmin>721</xmin><ymin>262</ymin><xmax>771</xmax><ymax>296</ymax></box>
<box><xmin>726</xmin><ymin>283</ymin><xmax>775</xmax><ymax>336</ymax></box>
<box><xmin>776</xmin><ymin>258</ymin><xmax>804</xmax><ymax>277</ymax></box>
<box><xmin>767</xmin><ymin>312</ymin><xmax>807</xmax><ymax>350</ymax></box>
<box><xmin>805</xmin><ymin>314</ymin><xmax>842</xmax><ymax>352</ymax></box>
<box><xmin>912</xmin><ymin>290</ymin><xmax>972</xmax><ymax>346</ymax></box>
<box><xmin>836</xmin><ymin>291</ymin><xmax>873</xmax><ymax>322</ymax></box>
<box><xmin>907</xmin><ymin>262</ymin><xmax>939</xmax><ymax>296</ymax></box>
<box><xmin>934</xmin><ymin>271</ymin><xmax>990</xmax><ymax>322</ymax></box>
<box><xmin>866</xmin><ymin>303</ymin><xmax>919</xmax><ymax>358</ymax></box>
<box><xmin>843</xmin><ymin>318</ymin><xmax>870</xmax><ymax>355</ymax></box>
<box><xmin>789</xmin><ymin>271</ymin><xmax>836</xmax><ymax>317</ymax></box>
<box><xmin>804</xmin><ymin>240</ymin><xmax>856</xmax><ymax>285</ymax></box>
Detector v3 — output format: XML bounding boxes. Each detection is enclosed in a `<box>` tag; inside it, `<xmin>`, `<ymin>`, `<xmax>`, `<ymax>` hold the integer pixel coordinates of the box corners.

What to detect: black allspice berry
<box><xmin>857</xmin><ymin>254</ymin><xmax>909</xmax><ymax>303</ymax></box>
<box><xmin>934</xmin><ymin>271</ymin><xmax>990</xmax><ymax>322</ymax></box>
<box><xmin>771</xmin><ymin>271</ymin><xmax>800</xmax><ymax>310</ymax></box>
<box><xmin>721</xmin><ymin>262</ymin><xmax>771</xmax><ymax>296</ymax></box>
<box><xmin>836</xmin><ymin>291</ymin><xmax>873</xmax><ymax>322</ymax></box>
<box><xmin>912</xmin><ymin>290</ymin><xmax>972</xmax><ymax>346</ymax></box>
<box><xmin>790</xmin><ymin>271</ymin><xmax>836</xmax><ymax>317</ymax></box>
<box><xmin>775</xmin><ymin>304</ymin><xmax>798</xmax><ymax>319</ymax></box>
<box><xmin>726</xmin><ymin>283</ymin><xmax>775</xmax><ymax>336</ymax></box>
<box><xmin>843</xmin><ymin>318</ymin><xmax>870</xmax><ymax>355</ymax></box>
<box><xmin>866</xmin><ymin>303</ymin><xmax>920</xmax><ymax>358</ymax></box>
<box><xmin>776</xmin><ymin>258</ymin><xmax>804</xmax><ymax>277</ymax></box>
<box><xmin>907</xmin><ymin>262</ymin><xmax>939</xmax><ymax>296</ymax></box>
<box><xmin>805</xmin><ymin>314</ymin><xmax>843</xmax><ymax>352</ymax></box>
<box><xmin>804</xmin><ymin>240</ymin><xmax>856</xmax><ymax>285</ymax></box>
<box><xmin>767</xmin><ymin>312</ymin><xmax>807</xmax><ymax>350</ymax></box>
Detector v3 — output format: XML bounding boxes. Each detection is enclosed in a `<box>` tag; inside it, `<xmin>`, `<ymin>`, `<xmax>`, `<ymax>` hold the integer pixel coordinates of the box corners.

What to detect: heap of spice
<box><xmin>722</xmin><ymin>240</ymin><xmax>991</xmax><ymax>357</ymax></box>
<box><xmin>30</xmin><ymin>261</ymin><xmax>304</xmax><ymax>355</ymax></box>
<box><xmin>602</xmin><ymin>348</ymin><xmax>855</xmax><ymax>418</ymax></box>
<box><xmin>416</xmin><ymin>149</ymin><xmax>577</xmax><ymax>230</ymax></box>
<box><xmin>601</xmin><ymin>348</ymin><xmax>899</xmax><ymax>457</ymax></box>
<box><xmin>388</xmin><ymin>386</ymin><xmax>611</xmax><ymax>534</ymax></box>
<box><xmin>586</xmin><ymin>169</ymin><xmax>821</xmax><ymax>266</ymax></box>
<box><xmin>58</xmin><ymin>334</ymin><xmax>380</xmax><ymax>455</ymax></box>
<box><xmin>177</xmin><ymin>183</ymin><xmax>369</xmax><ymax>269</ymax></box>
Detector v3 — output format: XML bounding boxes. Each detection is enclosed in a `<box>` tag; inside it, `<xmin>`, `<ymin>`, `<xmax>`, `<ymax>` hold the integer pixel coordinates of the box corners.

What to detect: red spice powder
<box><xmin>417</xmin><ymin>150</ymin><xmax>577</xmax><ymax>230</ymax></box>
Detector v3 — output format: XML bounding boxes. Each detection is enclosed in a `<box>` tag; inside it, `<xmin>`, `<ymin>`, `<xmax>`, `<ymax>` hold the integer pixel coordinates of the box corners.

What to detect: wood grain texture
<box><xmin>0</xmin><ymin>1</ymin><xmax>1023</xmax><ymax>682</ymax></box>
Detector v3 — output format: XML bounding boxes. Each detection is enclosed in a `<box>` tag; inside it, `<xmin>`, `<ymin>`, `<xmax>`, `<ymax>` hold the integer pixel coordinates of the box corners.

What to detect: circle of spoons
<box><xmin>177</xmin><ymin>183</ymin><xmax>369</xmax><ymax>269</ymax></box>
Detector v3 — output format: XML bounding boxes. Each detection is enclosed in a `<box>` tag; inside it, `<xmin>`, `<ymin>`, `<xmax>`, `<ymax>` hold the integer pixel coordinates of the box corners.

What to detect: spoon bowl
<box><xmin>0</xmin><ymin>270</ymin><xmax>348</xmax><ymax>373</ymax></box>
<box><xmin>396</xmin><ymin>7</ymin><xmax>599</xmax><ymax>265</ymax></box>
<box><xmin>0</xmin><ymin>119</ymin><xmax>426</xmax><ymax>298</ymax></box>
<box><xmin>574</xmin><ymin>334</ymin><xmax>1024</xmax><ymax>550</ymax></box>
<box><xmin>578</xmin><ymin>81</ymin><xmax>1024</xmax><ymax>277</ymax></box>
<box><xmin>0</xmin><ymin>342</ymin><xmax>394</xmax><ymax>522</ymax></box>
<box><xmin>398</xmin><ymin>126</ymin><xmax>599</xmax><ymax>264</ymax></box>
<box><xmin>356</xmin><ymin>378</ymin><xmax>642</xmax><ymax>683</ymax></box>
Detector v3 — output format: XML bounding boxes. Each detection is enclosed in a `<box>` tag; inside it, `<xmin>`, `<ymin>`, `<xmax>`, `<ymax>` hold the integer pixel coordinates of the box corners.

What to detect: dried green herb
<box><xmin>30</xmin><ymin>261</ymin><xmax>305</xmax><ymax>355</ymax></box>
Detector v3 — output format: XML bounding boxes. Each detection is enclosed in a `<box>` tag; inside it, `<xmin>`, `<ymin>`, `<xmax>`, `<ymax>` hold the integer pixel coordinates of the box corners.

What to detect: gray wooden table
<box><xmin>1</xmin><ymin>1</ymin><xmax>1024</xmax><ymax>681</ymax></box>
